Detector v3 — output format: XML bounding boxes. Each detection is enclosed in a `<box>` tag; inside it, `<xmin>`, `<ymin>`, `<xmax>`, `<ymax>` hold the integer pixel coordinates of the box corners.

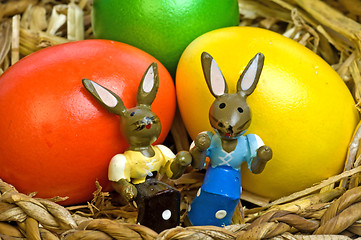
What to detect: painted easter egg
<box><xmin>92</xmin><ymin>0</ymin><xmax>240</xmax><ymax>76</ymax></box>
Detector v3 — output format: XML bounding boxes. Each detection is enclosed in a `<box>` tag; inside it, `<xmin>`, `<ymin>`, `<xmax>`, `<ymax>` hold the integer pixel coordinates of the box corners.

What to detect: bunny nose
<box><xmin>227</xmin><ymin>125</ymin><xmax>233</xmax><ymax>134</ymax></box>
<box><xmin>218</xmin><ymin>121</ymin><xmax>233</xmax><ymax>132</ymax></box>
<box><xmin>145</xmin><ymin>117</ymin><xmax>153</xmax><ymax>129</ymax></box>
<box><xmin>225</xmin><ymin>126</ymin><xmax>233</xmax><ymax>138</ymax></box>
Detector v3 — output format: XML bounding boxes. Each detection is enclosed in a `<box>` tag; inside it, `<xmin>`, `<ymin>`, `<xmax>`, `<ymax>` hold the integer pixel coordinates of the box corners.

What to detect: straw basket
<box><xmin>1</xmin><ymin>0</ymin><xmax>361</xmax><ymax>239</ymax></box>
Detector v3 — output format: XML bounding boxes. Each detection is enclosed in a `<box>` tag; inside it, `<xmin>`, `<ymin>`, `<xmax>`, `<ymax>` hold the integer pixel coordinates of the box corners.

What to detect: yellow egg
<box><xmin>176</xmin><ymin>26</ymin><xmax>359</xmax><ymax>200</ymax></box>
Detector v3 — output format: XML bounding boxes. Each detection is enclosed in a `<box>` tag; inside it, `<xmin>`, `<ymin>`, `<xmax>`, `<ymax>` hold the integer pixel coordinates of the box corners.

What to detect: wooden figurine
<box><xmin>186</xmin><ymin>52</ymin><xmax>273</xmax><ymax>227</ymax></box>
<box><xmin>82</xmin><ymin>63</ymin><xmax>191</xmax><ymax>232</ymax></box>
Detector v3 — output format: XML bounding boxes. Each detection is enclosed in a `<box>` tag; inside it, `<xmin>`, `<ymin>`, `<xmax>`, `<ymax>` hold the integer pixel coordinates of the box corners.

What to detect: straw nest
<box><xmin>1</xmin><ymin>0</ymin><xmax>361</xmax><ymax>239</ymax></box>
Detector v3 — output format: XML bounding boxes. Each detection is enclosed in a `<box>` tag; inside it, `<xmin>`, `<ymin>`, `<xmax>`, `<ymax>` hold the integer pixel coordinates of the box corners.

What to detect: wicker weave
<box><xmin>1</xmin><ymin>178</ymin><xmax>361</xmax><ymax>239</ymax></box>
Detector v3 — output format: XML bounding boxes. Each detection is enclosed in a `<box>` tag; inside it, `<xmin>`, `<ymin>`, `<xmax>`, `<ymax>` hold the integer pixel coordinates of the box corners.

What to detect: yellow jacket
<box><xmin>108</xmin><ymin>145</ymin><xmax>175</xmax><ymax>184</ymax></box>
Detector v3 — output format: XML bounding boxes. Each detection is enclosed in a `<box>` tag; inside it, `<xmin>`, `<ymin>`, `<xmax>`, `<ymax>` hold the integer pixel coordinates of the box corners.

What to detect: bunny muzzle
<box><xmin>209</xmin><ymin>107</ymin><xmax>251</xmax><ymax>139</ymax></box>
<box><xmin>213</xmin><ymin>119</ymin><xmax>250</xmax><ymax>139</ymax></box>
<box><xmin>133</xmin><ymin>116</ymin><xmax>158</xmax><ymax>131</ymax></box>
<box><xmin>122</xmin><ymin>107</ymin><xmax>162</xmax><ymax>147</ymax></box>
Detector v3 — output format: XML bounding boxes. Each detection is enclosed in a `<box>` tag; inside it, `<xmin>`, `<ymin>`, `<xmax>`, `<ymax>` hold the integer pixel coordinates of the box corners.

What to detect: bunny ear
<box><xmin>137</xmin><ymin>62</ymin><xmax>159</xmax><ymax>106</ymax></box>
<box><xmin>237</xmin><ymin>53</ymin><xmax>265</xmax><ymax>96</ymax></box>
<box><xmin>201</xmin><ymin>52</ymin><xmax>228</xmax><ymax>97</ymax></box>
<box><xmin>82</xmin><ymin>79</ymin><xmax>127</xmax><ymax>116</ymax></box>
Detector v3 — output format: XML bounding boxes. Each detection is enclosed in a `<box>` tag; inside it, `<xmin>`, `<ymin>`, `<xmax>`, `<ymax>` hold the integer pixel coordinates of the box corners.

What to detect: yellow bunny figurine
<box><xmin>82</xmin><ymin>63</ymin><xmax>191</xmax><ymax>232</ymax></box>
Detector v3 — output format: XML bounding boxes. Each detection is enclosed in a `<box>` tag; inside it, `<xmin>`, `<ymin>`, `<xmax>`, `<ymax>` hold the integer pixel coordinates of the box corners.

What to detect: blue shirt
<box><xmin>202</xmin><ymin>132</ymin><xmax>264</xmax><ymax>199</ymax></box>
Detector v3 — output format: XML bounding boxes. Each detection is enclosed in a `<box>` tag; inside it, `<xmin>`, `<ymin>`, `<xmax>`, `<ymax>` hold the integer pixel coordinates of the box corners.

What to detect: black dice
<box><xmin>135</xmin><ymin>178</ymin><xmax>181</xmax><ymax>233</ymax></box>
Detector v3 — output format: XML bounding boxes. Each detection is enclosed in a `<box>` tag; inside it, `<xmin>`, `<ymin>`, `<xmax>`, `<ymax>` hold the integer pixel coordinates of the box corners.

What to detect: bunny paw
<box><xmin>257</xmin><ymin>145</ymin><xmax>273</xmax><ymax>162</ymax></box>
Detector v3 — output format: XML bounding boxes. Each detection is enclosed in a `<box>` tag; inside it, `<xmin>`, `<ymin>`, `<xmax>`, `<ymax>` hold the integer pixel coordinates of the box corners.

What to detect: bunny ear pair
<box><xmin>201</xmin><ymin>52</ymin><xmax>265</xmax><ymax>98</ymax></box>
<box><xmin>82</xmin><ymin>63</ymin><xmax>159</xmax><ymax>116</ymax></box>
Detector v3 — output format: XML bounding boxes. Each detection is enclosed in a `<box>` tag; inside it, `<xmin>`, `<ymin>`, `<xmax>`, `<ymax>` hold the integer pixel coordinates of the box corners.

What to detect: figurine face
<box><xmin>201</xmin><ymin>52</ymin><xmax>264</xmax><ymax>140</ymax></box>
<box><xmin>82</xmin><ymin>62</ymin><xmax>161</xmax><ymax>148</ymax></box>
<box><xmin>209</xmin><ymin>93</ymin><xmax>251</xmax><ymax>139</ymax></box>
<box><xmin>123</xmin><ymin>106</ymin><xmax>161</xmax><ymax>146</ymax></box>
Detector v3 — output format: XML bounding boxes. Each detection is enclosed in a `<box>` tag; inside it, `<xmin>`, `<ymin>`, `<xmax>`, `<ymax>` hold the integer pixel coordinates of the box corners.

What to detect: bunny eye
<box><xmin>238</xmin><ymin>107</ymin><xmax>243</xmax><ymax>113</ymax></box>
<box><xmin>219</xmin><ymin>103</ymin><xmax>226</xmax><ymax>109</ymax></box>
<box><xmin>130</xmin><ymin>112</ymin><xmax>135</xmax><ymax>117</ymax></box>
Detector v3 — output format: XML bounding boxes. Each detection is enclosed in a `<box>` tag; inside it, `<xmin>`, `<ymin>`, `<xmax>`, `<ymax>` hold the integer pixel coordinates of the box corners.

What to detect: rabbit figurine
<box><xmin>82</xmin><ymin>63</ymin><xmax>191</xmax><ymax>232</ymax></box>
<box><xmin>186</xmin><ymin>52</ymin><xmax>273</xmax><ymax>227</ymax></box>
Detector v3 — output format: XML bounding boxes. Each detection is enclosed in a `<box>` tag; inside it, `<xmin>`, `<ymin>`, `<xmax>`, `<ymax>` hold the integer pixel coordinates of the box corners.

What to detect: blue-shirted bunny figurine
<box><xmin>186</xmin><ymin>52</ymin><xmax>273</xmax><ymax>227</ymax></box>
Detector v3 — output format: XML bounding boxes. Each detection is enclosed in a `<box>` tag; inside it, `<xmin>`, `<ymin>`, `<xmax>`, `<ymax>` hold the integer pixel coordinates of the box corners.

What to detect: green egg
<box><xmin>92</xmin><ymin>0</ymin><xmax>240</xmax><ymax>77</ymax></box>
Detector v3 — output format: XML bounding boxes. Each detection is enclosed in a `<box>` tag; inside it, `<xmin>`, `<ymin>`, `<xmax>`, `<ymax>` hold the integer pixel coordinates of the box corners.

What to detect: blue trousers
<box><xmin>187</xmin><ymin>166</ymin><xmax>241</xmax><ymax>226</ymax></box>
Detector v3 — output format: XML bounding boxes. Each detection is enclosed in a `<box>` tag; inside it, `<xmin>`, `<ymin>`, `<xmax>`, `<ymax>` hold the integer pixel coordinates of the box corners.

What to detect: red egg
<box><xmin>0</xmin><ymin>40</ymin><xmax>176</xmax><ymax>205</ymax></box>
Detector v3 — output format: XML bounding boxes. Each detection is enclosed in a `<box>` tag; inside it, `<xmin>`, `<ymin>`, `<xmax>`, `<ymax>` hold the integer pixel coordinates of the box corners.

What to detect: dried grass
<box><xmin>1</xmin><ymin>0</ymin><xmax>361</xmax><ymax>239</ymax></box>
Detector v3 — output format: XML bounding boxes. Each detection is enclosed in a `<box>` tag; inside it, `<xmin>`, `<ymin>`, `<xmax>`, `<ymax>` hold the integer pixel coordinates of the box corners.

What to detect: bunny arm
<box><xmin>111</xmin><ymin>179</ymin><xmax>138</xmax><ymax>205</ymax></box>
<box><xmin>108</xmin><ymin>154</ymin><xmax>137</xmax><ymax>203</ymax></box>
<box><xmin>157</xmin><ymin>145</ymin><xmax>191</xmax><ymax>179</ymax></box>
<box><xmin>189</xmin><ymin>131</ymin><xmax>213</xmax><ymax>169</ymax></box>
<box><xmin>250</xmin><ymin>145</ymin><xmax>273</xmax><ymax>174</ymax></box>
<box><xmin>169</xmin><ymin>151</ymin><xmax>192</xmax><ymax>179</ymax></box>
